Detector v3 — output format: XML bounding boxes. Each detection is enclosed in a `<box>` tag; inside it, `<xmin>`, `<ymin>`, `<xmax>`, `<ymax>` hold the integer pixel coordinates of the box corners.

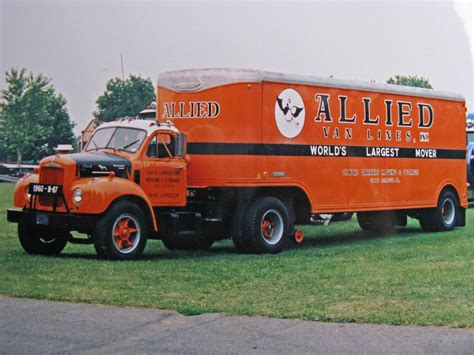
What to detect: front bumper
<box><xmin>7</xmin><ymin>208</ymin><xmax>98</xmax><ymax>233</ymax></box>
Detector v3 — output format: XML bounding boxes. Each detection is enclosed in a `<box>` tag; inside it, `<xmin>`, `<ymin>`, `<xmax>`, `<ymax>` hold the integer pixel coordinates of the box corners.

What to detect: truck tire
<box><xmin>93</xmin><ymin>200</ymin><xmax>148</xmax><ymax>260</ymax></box>
<box><xmin>231</xmin><ymin>201</ymin><xmax>254</xmax><ymax>253</ymax></box>
<box><xmin>241</xmin><ymin>197</ymin><xmax>290</xmax><ymax>254</ymax></box>
<box><xmin>18</xmin><ymin>221</ymin><xmax>68</xmax><ymax>255</ymax></box>
<box><xmin>419</xmin><ymin>189</ymin><xmax>458</xmax><ymax>232</ymax></box>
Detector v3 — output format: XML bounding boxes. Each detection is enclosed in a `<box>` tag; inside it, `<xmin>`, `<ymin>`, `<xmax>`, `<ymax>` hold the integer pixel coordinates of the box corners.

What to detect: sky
<box><xmin>1</xmin><ymin>0</ymin><xmax>473</xmax><ymax>134</ymax></box>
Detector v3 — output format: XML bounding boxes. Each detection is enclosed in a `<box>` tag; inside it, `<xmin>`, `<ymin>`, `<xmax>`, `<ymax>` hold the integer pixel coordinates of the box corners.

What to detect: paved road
<box><xmin>1</xmin><ymin>296</ymin><xmax>473</xmax><ymax>354</ymax></box>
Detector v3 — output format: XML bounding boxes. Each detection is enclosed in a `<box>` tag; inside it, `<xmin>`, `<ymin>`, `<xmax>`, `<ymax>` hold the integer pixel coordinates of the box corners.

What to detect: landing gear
<box><xmin>292</xmin><ymin>229</ymin><xmax>305</xmax><ymax>244</ymax></box>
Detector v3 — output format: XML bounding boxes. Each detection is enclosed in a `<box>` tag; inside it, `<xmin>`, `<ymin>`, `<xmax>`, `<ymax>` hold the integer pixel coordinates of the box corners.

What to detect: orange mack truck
<box><xmin>7</xmin><ymin>69</ymin><xmax>467</xmax><ymax>259</ymax></box>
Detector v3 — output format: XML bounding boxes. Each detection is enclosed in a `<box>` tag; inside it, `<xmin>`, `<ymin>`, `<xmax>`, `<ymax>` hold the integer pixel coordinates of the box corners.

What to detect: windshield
<box><xmin>86</xmin><ymin>127</ymin><xmax>146</xmax><ymax>152</ymax></box>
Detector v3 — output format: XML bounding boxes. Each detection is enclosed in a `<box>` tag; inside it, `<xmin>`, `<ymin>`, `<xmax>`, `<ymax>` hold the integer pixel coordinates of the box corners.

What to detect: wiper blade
<box><xmin>116</xmin><ymin>139</ymin><xmax>139</xmax><ymax>151</ymax></box>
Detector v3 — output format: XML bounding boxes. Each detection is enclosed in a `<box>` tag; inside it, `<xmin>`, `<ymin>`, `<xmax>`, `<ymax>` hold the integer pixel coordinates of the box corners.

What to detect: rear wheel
<box><xmin>93</xmin><ymin>201</ymin><xmax>148</xmax><ymax>260</ymax></box>
<box><xmin>357</xmin><ymin>212</ymin><xmax>373</xmax><ymax>231</ymax></box>
<box><xmin>231</xmin><ymin>201</ymin><xmax>253</xmax><ymax>253</ymax></box>
<box><xmin>240</xmin><ymin>197</ymin><xmax>290</xmax><ymax>254</ymax></box>
<box><xmin>419</xmin><ymin>189</ymin><xmax>458</xmax><ymax>232</ymax></box>
<box><xmin>18</xmin><ymin>221</ymin><xmax>68</xmax><ymax>255</ymax></box>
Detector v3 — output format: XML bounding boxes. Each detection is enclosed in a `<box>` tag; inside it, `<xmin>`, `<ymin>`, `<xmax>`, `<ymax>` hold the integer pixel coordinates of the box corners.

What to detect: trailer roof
<box><xmin>158</xmin><ymin>68</ymin><xmax>465</xmax><ymax>102</ymax></box>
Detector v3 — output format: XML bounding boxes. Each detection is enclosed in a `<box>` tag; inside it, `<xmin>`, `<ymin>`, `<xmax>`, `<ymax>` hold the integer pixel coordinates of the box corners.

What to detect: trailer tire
<box><xmin>419</xmin><ymin>189</ymin><xmax>458</xmax><ymax>232</ymax></box>
<box><xmin>357</xmin><ymin>212</ymin><xmax>373</xmax><ymax>231</ymax></box>
<box><xmin>241</xmin><ymin>197</ymin><xmax>290</xmax><ymax>254</ymax></box>
<box><xmin>357</xmin><ymin>211</ymin><xmax>395</xmax><ymax>234</ymax></box>
<box><xmin>18</xmin><ymin>221</ymin><xmax>68</xmax><ymax>255</ymax></box>
<box><xmin>93</xmin><ymin>201</ymin><xmax>148</xmax><ymax>260</ymax></box>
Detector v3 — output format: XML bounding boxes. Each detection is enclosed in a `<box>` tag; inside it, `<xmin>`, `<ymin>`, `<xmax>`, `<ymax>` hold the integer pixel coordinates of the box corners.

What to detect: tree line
<box><xmin>0</xmin><ymin>68</ymin><xmax>431</xmax><ymax>164</ymax></box>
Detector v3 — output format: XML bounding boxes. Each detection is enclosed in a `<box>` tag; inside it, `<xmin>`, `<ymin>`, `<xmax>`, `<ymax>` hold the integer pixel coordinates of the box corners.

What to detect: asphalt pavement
<box><xmin>1</xmin><ymin>296</ymin><xmax>473</xmax><ymax>354</ymax></box>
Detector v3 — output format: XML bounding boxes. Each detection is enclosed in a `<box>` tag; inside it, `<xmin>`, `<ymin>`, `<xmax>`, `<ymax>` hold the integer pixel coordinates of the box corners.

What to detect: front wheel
<box><xmin>93</xmin><ymin>201</ymin><xmax>148</xmax><ymax>260</ymax></box>
<box><xmin>18</xmin><ymin>221</ymin><xmax>68</xmax><ymax>255</ymax></box>
<box><xmin>240</xmin><ymin>197</ymin><xmax>291</xmax><ymax>254</ymax></box>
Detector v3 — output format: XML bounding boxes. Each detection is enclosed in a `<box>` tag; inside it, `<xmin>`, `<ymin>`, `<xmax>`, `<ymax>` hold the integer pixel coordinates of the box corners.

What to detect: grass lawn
<box><xmin>1</xmin><ymin>182</ymin><xmax>473</xmax><ymax>327</ymax></box>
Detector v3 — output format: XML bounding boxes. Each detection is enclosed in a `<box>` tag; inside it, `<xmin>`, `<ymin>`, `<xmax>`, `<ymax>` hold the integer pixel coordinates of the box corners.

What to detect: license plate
<box><xmin>36</xmin><ymin>214</ymin><xmax>49</xmax><ymax>225</ymax></box>
<box><xmin>28</xmin><ymin>184</ymin><xmax>62</xmax><ymax>196</ymax></box>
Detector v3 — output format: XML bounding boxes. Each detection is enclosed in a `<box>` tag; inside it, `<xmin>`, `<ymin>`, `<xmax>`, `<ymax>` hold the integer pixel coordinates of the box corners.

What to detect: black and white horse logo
<box><xmin>275</xmin><ymin>88</ymin><xmax>305</xmax><ymax>138</ymax></box>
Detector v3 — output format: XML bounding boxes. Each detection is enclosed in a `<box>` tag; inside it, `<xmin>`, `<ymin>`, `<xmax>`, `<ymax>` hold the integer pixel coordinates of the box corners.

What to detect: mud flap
<box><xmin>456</xmin><ymin>207</ymin><xmax>466</xmax><ymax>227</ymax></box>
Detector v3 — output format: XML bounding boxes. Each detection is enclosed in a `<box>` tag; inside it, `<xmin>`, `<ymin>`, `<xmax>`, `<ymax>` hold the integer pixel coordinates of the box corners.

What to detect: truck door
<box><xmin>141</xmin><ymin>132</ymin><xmax>187</xmax><ymax>206</ymax></box>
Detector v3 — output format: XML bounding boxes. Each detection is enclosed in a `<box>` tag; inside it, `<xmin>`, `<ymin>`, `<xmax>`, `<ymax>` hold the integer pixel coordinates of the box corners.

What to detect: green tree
<box><xmin>0</xmin><ymin>68</ymin><xmax>75</xmax><ymax>164</ymax></box>
<box><xmin>94</xmin><ymin>75</ymin><xmax>155</xmax><ymax>123</ymax></box>
<box><xmin>387</xmin><ymin>75</ymin><xmax>433</xmax><ymax>89</ymax></box>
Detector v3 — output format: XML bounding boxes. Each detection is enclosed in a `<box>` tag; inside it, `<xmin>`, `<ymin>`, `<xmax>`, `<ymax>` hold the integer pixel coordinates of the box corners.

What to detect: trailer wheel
<box><xmin>18</xmin><ymin>221</ymin><xmax>68</xmax><ymax>255</ymax></box>
<box><xmin>357</xmin><ymin>212</ymin><xmax>373</xmax><ymax>231</ymax></box>
<box><xmin>419</xmin><ymin>189</ymin><xmax>458</xmax><ymax>232</ymax></box>
<box><xmin>93</xmin><ymin>200</ymin><xmax>148</xmax><ymax>260</ymax></box>
<box><xmin>241</xmin><ymin>197</ymin><xmax>290</xmax><ymax>254</ymax></box>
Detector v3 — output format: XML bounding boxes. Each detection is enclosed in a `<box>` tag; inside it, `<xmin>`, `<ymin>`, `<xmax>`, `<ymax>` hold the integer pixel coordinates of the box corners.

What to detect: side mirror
<box><xmin>176</xmin><ymin>133</ymin><xmax>187</xmax><ymax>158</ymax></box>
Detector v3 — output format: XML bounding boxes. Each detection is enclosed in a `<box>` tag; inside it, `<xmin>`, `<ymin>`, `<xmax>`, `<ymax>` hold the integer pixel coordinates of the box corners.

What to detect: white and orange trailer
<box><xmin>8</xmin><ymin>69</ymin><xmax>467</xmax><ymax>258</ymax></box>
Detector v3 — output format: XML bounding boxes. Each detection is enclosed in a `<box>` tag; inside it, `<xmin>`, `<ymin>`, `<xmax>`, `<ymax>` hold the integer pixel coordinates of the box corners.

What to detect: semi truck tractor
<box><xmin>7</xmin><ymin>69</ymin><xmax>467</xmax><ymax>259</ymax></box>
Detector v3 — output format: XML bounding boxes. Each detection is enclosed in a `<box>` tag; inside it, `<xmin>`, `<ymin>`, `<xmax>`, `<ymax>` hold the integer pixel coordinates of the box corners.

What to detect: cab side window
<box><xmin>147</xmin><ymin>134</ymin><xmax>175</xmax><ymax>158</ymax></box>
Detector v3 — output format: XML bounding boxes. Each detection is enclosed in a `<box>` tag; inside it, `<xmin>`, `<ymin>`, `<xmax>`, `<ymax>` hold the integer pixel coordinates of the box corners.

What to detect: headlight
<box><xmin>73</xmin><ymin>188</ymin><xmax>83</xmax><ymax>205</ymax></box>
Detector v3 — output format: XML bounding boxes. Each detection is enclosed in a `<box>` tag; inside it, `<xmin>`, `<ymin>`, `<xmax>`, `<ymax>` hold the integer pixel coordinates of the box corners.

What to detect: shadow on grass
<box><xmin>55</xmin><ymin>224</ymin><xmax>425</xmax><ymax>261</ymax></box>
<box><xmin>297</xmin><ymin>226</ymin><xmax>423</xmax><ymax>249</ymax></box>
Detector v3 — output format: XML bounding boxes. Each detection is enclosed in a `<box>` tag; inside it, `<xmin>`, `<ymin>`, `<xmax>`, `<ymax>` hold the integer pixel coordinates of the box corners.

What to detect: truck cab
<box><xmin>7</xmin><ymin>119</ymin><xmax>189</xmax><ymax>259</ymax></box>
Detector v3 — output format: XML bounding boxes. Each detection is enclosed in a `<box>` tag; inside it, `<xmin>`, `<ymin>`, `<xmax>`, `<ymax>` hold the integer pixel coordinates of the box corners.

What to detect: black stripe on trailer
<box><xmin>187</xmin><ymin>143</ymin><xmax>465</xmax><ymax>160</ymax></box>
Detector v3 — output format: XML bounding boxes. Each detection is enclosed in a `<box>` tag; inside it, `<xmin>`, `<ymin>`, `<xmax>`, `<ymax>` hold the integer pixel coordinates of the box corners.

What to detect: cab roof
<box><xmin>97</xmin><ymin>118</ymin><xmax>178</xmax><ymax>135</ymax></box>
<box><xmin>158</xmin><ymin>68</ymin><xmax>464</xmax><ymax>102</ymax></box>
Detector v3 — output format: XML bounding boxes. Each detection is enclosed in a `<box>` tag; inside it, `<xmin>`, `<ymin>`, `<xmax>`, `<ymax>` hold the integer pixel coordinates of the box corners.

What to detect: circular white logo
<box><xmin>274</xmin><ymin>88</ymin><xmax>305</xmax><ymax>138</ymax></box>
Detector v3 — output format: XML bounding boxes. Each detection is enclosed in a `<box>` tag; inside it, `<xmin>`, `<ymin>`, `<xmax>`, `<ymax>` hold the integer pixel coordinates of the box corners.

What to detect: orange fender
<box><xmin>13</xmin><ymin>173</ymin><xmax>39</xmax><ymax>208</ymax></box>
<box><xmin>71</xmin><ymin>177</ymin><xmax>158</xmax><ymax>232</ymax></box>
